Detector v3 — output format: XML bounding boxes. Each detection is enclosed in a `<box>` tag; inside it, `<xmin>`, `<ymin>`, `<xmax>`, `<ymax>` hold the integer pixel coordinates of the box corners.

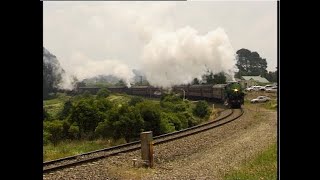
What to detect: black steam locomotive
<box><xmin>76</xmin><ymin>82</ymin><xmax>244</xmax><ymax>108</ymax></box>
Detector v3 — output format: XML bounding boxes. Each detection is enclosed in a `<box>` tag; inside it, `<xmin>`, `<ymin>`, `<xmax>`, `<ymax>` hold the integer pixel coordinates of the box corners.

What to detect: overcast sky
<box><xmin>44</xmin><ymin>1</ymin><xmax>277</xmax><ymax>83</ymax></box>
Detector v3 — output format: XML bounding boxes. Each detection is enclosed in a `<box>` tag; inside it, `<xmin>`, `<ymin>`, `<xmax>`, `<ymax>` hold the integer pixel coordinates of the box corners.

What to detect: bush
<box><xmin>58</xmin><ymin>100</ymin><xmax>73</xmax><ymax>120</ymax></box>
<box><xmin>193</xmin><ymin>100</ymin><xmax>209</xmax><ymax>118</ymax></box>
<box><xmin>43</xmin><ymin>107</ymin><xmax>51</xmax><ymax>121</ymax></box>
<box><xmin>159</xmin><ymin>113</ymin><xmax>176</xmax><ymax>133</ymax></box>
<box><xmin>95</xmin><ymin>121</ymin><xmax>111</xmax><ymax>139</ymax></box>
<box><xmin>136</xmin><ymin>101</ymin><xmax>162</xmax><ymax>136</ymax></box>
<box><xmin>129</xmin><ymin>96</ymin><xmax>144</xmax><ymax>106</ymax></box>
<box><xmin>43</xmin><ymin>131</ymin><xmax>52</xmax><ymax>145</ymax></box>
<box><xmin>68</xmin><ymin>124</ymin><xmax>80</xmax><ymax>139</ymax></box>
<box><xmin>95</xmin><ymin>104</ymin><xmax>144</xmax><ymax>142</ymax></box>
<box><xmin>68</xmin><ymin>99</ymin><xmax>106</xmax><ymax>137</ymax></box>
<box><xmin>96</xmin><ymin>88</ymin><xmax>111</xmax><ymax>99</ymax></box>
<box><xmin>44</xmin><ymin>120</ymin><xmax>64</xmax><ymax>146</ymax></box>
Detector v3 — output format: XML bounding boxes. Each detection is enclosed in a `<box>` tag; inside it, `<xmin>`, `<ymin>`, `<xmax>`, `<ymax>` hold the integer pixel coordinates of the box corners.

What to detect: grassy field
<box><xmin>43</xmin><ymin>138</ymin><xmax>126</xmax><ymax>161</ymax></box>
<box><xmin>106</xmin><ymin>94</ymin><xmax>131</xmax><ymax>104</ymax></box>
<box><xmin>225</xmin><ymin>143</ymin><xmax>277</xmax><ymax>180</ymax></box>
<box><xmin>244</xmin><ymin>91</ymin><xmax>277</xmax><ymax>111</ymax></box>
<box><xmin>43</xmin><ymin>93</ymin><xmax>71</xmax><ymax>118</ymax></box>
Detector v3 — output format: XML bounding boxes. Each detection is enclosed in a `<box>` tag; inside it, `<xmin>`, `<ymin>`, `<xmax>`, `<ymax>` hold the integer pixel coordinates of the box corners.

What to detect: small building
<box><xmin>240</xmin><ymin>76</ymin><xmax>270</xmax><ymax>88</ymax></box>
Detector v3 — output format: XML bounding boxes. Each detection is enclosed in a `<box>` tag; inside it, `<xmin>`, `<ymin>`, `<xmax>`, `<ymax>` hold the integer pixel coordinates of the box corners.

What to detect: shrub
<box><xmin>43</xmin><ymin>120</ymin><xmax>64</xmax><ymax>146</ymax></box>
<box><xmin>96</xmin><ymin>88</ymin><xmax>111</xmax><ymax>99</ymax></box>
<box><xmin>68</xmin><ymin>124</ymin><xmax>80</xmax><ymax>139</ymax></box>
<box><xmin>193</xmin><ymin>100</ymin><xmax>209</xmax><ymax>118</ymax></box>
<box><xmin>129</xmin><ymin>96</ymin><xmax>144</xmax><ymax>106</ymax></box>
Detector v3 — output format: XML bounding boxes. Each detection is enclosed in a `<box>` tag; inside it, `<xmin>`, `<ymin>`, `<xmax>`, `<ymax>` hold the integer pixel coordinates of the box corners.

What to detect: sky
<box><xmin>44</xmin><ymin>1</ymin><xmax>277</xmax><ymax>88</ymax></box>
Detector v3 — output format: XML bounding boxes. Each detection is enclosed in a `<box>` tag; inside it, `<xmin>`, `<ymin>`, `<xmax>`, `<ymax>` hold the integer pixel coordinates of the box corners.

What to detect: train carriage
<box><xmin>77</xmin><ymin>82</ymin><xmax>244</xmax><ymax>109</ymax></box>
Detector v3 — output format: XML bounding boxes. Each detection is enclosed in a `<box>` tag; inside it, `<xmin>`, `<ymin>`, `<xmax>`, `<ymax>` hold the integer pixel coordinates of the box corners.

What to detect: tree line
<box><xmin>43</xmin><ymin>89</ymin><xmax>210</xmax><ymax>146</ymax></box>
<box><xmin>235</xmin><ymin>48</ymin><xmax>277</xmax><ymax>82</ymax></box>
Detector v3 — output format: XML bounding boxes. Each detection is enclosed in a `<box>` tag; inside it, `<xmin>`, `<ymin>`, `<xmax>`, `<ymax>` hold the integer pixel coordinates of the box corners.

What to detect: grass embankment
<box><xmin>43</xmin><ymin>93</ymin><xmax>71</xmax><ymax>118</ymax></box>
<box><xmin>225</xmin><ymin>143</ymin><xmax>277</xmax><ymax>180</ymax></box>
<box><xmin>43</xmin><ymin>138</ymin><xmax>126</xmax><ymax>161</ymax></box>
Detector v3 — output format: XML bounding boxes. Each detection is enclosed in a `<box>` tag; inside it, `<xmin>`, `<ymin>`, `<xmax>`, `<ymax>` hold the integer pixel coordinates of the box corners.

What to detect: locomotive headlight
<box><xmin>234</xmin><ymin>89</ymin><xmax>238</xmax><ymax>92</ymax></box>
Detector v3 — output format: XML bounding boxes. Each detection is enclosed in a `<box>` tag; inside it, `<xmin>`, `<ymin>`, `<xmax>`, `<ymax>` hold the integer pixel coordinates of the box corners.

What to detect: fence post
<box><xmin>140</xmin><ymin>131</ymin><xmax>154</xmax><ymax>168</ymax></box>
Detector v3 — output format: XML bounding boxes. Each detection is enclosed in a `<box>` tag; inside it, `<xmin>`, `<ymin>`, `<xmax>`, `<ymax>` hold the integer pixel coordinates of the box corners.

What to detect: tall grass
<box><xmin>43</xmin><ymin>138</ymin><xmax>126</xmax><ymax>161</ymax></box>
<box><xmin>225</xmin><ymin>143</ymin><xmax>277</xmax><ymax>180</ymax></box>
<box><xmin>262</xmin><ymin>100</ymin><xmax>277</xmax><ymax>110</ymax></box>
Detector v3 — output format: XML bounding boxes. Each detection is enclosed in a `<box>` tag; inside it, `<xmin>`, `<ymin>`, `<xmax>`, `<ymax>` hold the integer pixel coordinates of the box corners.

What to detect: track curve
<box><xmin>43</xmin><ymin>108</ymin><xmax>243</xmax><ymax>173</ymax></box>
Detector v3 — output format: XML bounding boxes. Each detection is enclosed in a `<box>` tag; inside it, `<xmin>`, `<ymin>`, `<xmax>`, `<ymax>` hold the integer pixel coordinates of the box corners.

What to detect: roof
<box><xmin>241</xmin><ymin>76</ymin><xmax>269</xmax><ymax>83</ymax></box>
<box><xmin>234</xmin><ymin>78</ymin><xmax>241</xmax><ymax>82</ymax></box>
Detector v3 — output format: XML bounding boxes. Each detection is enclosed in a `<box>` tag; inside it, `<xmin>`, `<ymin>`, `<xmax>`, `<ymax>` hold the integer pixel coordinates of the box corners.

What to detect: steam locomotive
<box><xmin>76</xmin><ymin>82</ymin><xmax>244</xmax><ymax>108</ymax></box>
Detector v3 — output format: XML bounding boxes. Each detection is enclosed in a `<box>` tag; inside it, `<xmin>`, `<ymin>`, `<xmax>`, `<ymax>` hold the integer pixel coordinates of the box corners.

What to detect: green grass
<box><xmin>107</xmin><ymin>94</ymin><xmax>131</xmax><ymax>105</ymax></box>
<box><xmin>44</xmin><ymin>104</ymin><xmax>64</xmax><ymax>119</ymax></box>
<box><xmin>261</xmin><ymin>100</ymin><xmax>277</xmax><ymax>111</ymax></box>
<box><xmin>225</xmin><ymin>143</ymin><xmax>277</xmax><ymax>180</ymax></box>
<box><xmin>44</xmin><ymin>98</ymin><xmax>63</xmax><ymax>106</ymax></box>
<box><xmin>43</xmin><ymin>138</ymin><xmax>126</xmax><ymax>161</ymax></box>
<box><xmin>44</xmin><ymin>93</ymin><xmax>72</xmax><ymax>118</ymax></box>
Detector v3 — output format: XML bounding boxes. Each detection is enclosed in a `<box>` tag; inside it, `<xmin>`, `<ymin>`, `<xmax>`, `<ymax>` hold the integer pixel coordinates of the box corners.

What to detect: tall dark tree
<box><xmin>192</xmin><ymin>78</ymin><xmax>200</xmax><ymax>85</ymax></box>
<box><xmin>235</xmin><ymin>48</ymin><xmax>268</xmax><ymax>78</ymax></box>
<box><xmin>213</xmin><ymin>72</ymin><xmax>227</xmax><ymax>84</ymax></box>
<box><xmin>58</xmin><ymin>100</ymin><xmax>73</xmax><ymax>120</ymax></box>
<box><xmin>201</xmin><ymin>70</ymin><xmax>226</xmax><ymax>85</ymax></box>
<box><xmin>202</xmin><ymin>71</ymin><xmax>214</xmax><ymax>84</ymax></box>
<box><xmin>43</xmin><ymin>47</ymin><xmax>64</xmax><ymax>99</ymax></box>
<box><xmin>136</xmin><ymin>101</ymin><xmax>162</xmax><ymax>136</ymax></box>
<box><xmin>116</xmin><ymin>80</ymin><xmax>126</xmax><ymax>86</ymax></box>
<box><xmin>265</xmin><ymin>69</ymin><xmax>278</xmax><ymax>83</ymax></box>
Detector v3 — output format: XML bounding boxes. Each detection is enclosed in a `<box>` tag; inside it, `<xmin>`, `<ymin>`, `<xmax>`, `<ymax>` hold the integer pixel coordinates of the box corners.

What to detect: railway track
<box><xmin>43</xmin><ymin>108</ymin><xmax>244</xmax><ymax>173</ymax></box>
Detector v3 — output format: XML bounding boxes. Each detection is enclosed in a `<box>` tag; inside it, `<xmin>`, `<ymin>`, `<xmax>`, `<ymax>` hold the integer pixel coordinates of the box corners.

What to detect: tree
<box><xmin>129</xmin><ymin>96</ymin><xmax>144</xmax><ymax>106</ymax></box>
<box><xmin>213</xmin><ymin>72</ymin><xmax>227</xmax><ymax>84</ymax></box>
<box><xmin>43</xmin><ymin>48</ymin><xmax>64</xmax><ymax>99</ymax></box>
<box><xmin>68</xmin><ymin>124</ymin><xmax>80</xmax><ymax>140</ymax></box>
<box><xmin>202</xmin><ymin>71</ymin><xmax>214</xmax><ymax>84</ymax></box>
<box><xmin>68</xmin><ymin>99</ymin><xmax>106</xmax><ymax>137</ymax></box>
<box><xmin>201</xmin><ymin>70</ymin><xmax>226</xmax><ymax>85</ymax></box>
<box><xmin>58</xmin><ymin>100</ymin><xmax>73</xmax><ymax>120</ymax></box>
<box><xmin>96</xmin><ymin>104</ymin><xmax>144</xmax><ymax>142</ymax></box>
<box><xmin>96</xmin><ymin>88</ymin><xmax>111</xmax><ymax>99</ymax></box>
<box><xmin>265</xmin><ymin>68</ymin><xmax>277</xmax><ymax>82</ymax></box>
<box><xmin>193</xmin><ymin>100</ymin><xmax>209</xmax><ymax>118</ymax></box>
<box><xmin>159</xmin><ymin>112</ymin><xmax>176</xmax><ymax>133</ymax></box>
<box><xmin>235</xmin><ymin>48</ymin><xmax>268</xmax><ymax>78</ymax></box>
<box><xmin>192</xmin><ymin>78</ymin><xmax>200</xmax><ymax>85</ymax></box>
<box><xmin>44</xmin><ymin>120</ymin><xmax>64</xmax><ymax>146</ymax></box>
<box><xmin>136</xmin><ymin>101</ymin><xmax>162</xmax><ymax>136</ymax></box>
<box><xmin>82</xmin><ymin>90</ymin><xmax>93</xmax><ymax>98</ymax></box>
<box><xmin>43</xmin><ymin>107</ymin><xmax>51</xmax><ymax>121</ymax></box>
<box><xmin>116</xmin><ymin>80</ymin><xmax>126</xmax><ymax>86</ymax></box>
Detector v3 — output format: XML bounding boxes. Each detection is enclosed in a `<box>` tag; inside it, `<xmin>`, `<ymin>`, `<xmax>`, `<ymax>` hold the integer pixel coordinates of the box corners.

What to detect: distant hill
<box><xmin>83</xmin><ymin>75</ymin><xmax>121</xmax><ymax>85</ymax></box>
<box><xmin>82</xmin><ymin>69</ymin><xmax>148</xmax><ymax>86</ymax></box>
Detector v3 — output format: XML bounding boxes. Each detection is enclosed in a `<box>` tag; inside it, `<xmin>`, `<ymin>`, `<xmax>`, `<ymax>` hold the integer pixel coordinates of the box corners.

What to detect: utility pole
<box><xmin>140</xmin><ymin>76</ymin><xmax>143</xmax><ymax>85</ymax></box>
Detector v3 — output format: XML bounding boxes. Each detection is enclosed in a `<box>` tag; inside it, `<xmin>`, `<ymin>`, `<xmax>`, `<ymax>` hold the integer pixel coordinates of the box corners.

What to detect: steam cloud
<box><xmin>59</xmin><ymin>26</ymin><xmax>236</xmax><ymax>89</ymax></box>
<box><xmin>46</xmin><ymin>3</ymin><xmax>236</xmax><ymax>89</ymax></box>
<box><xmin>61</xmin><ymin>53</ymin><xmax>134</xmax><ymax>88</ymax></box>
<box><xmin>140</xmin><ymin>26</ymin><xmax>236</xmax><ymax>88</ymax></box>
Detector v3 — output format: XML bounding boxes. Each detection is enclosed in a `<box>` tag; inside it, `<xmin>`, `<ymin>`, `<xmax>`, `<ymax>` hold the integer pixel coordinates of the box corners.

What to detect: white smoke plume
<box><xmin>45</xmin><ymin>3</ymin><xmax>237</xmax><ymax>89</ymax></box>
<box><xmin>62</xmin><ymin>53</ymin><xmax>134</xmax><ymax>88</ymax></box>
<box><xmin>140</xmin><ymin>26</ymin><xmax>236</xmax><ymax>88</ymax></box>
